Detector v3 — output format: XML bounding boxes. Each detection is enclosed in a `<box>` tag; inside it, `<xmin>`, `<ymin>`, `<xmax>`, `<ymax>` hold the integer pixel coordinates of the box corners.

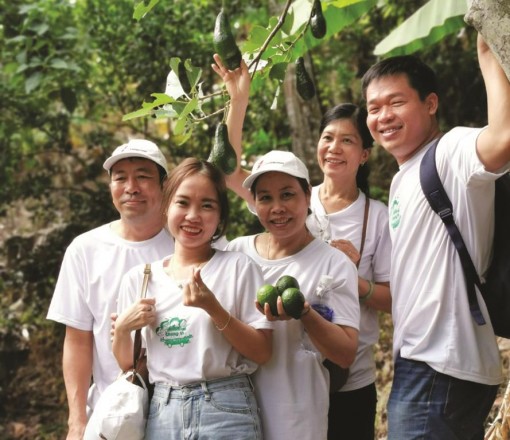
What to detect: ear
<box><xmin>361</xmin><ymin>148</ymin><xmax>371</xmax><ymax>165</ymax></box>
<box><xmin>305</xmin><ymin>185</ymin><xmax>312</xmax><ymax>211</ymax></box>
<box><xmin>425</xmin><ymin>92</ymin><xmax>439</xmax><ymax>116</ymax></box>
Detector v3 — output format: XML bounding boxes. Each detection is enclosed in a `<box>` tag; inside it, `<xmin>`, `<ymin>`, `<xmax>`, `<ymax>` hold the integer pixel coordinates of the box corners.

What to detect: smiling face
<box><xmin>317</xmin><ymin>118</ymin><xmax>370</xmax><ymax>181</ymax></box>
<box><xmin>365</xmin><ymin>73</ymin><xmax>438</xmax><ymax>165</ymax></box>
<box><xmin>253</xmin><ymin>171</ymin><xmax>310</xmax><ymax>242</ymax></box>
<box><xmin>109</xmin><ymin>158</ymin><xmax>163</xmax><ymax>224</ymax></box>
<box><xmin>166</xmin><ymin>173</ymin><xmax>221</xmax><ymax>250</ymax></box>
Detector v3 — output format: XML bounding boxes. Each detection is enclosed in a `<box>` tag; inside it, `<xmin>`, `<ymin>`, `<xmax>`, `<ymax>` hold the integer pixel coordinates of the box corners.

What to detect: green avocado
<box><xmin>295</xmin><ymin>57</ymin><xmax>316</xmax><ymax>101</ymax></box>
<box><xmin>213</xmin><ymin>9</ymin><xmax>242</xmax><ymax>71</ymax></box>
<box><xmin>207</xmin><ymin>123</ymin><xmax>238</xmax><ymax>175</ymax></box>
<box><xmin>310</xmin><ymin>0</ymin><xmax>326</xmax><ymax>39</ymax></box>
<box><xmin>281</xmin><ymin>287</ymin><xmax>306</xmax><ymax>319</ymax></box>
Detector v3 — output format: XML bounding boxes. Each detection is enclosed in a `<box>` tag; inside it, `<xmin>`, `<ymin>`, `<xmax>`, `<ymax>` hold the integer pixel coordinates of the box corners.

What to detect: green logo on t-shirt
<box><xmin>390</xmin><ymin>197</ymin><xmax>401</xmax><ymax>230</ymax></box>
<box><xmin>156</xmin><ymin>317</ymin><xmax>193</xmax><ymax>347</ymax></box>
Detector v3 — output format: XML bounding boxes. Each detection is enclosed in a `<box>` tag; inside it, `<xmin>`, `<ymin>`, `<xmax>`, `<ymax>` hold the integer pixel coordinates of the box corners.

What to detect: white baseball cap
<box><xmin>103</xmin><ymin>139</ymin><xmax>168</xmax><ymax>174</ymax></box>
<box><xmin>242</xmin><ymin>150</ymin><xmax>310</xmax><ymax>189</ymax></box>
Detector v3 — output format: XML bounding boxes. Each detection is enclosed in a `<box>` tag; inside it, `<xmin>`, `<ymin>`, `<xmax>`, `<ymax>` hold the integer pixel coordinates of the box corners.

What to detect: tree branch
<box><xmin>248</xmin><ymin>0</ymin><xmax>293</xmax><ymax>77</ymax></box>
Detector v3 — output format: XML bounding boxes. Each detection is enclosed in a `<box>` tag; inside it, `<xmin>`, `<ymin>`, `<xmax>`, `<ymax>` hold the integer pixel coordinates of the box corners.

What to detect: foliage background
<box><xmin>0</xmin><ymin>1</ymin><xmax>506</xmax><ymax>438</ymax></box>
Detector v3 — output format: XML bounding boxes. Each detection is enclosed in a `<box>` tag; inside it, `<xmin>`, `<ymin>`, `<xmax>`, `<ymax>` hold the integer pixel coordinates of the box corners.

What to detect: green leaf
<box><xmin>173</xmin><ymin>116</ymin><xmax>188</xmax><ymax>136</ymax></box>
<box><xmin>173</xmin><ymin>97</ymin><xmax>198</xmax><ymax>136</ymax></box>
<box><xmin>122</xmin><ymin>93</ymin><xmax>175</xmax><ymax>121</ymax></box>
<box><xmin>163</xmin><ymin>101</ymin><xmax>189</xmax><ymax>119</ymax></box>
<box><xmin>25</xmin><ymin>72</ymin><xmax>42</xmax><ymax>94</ymax></box>
<box><xmin>184</xmin><ymin>61</ymin><xmax>202</xmax><ymax>92</ymax></box>
<box><xmin>173</xmin><ymin>130</ymin><xmax>193</xmax><ymax>146</ymax></box>
<box><xmin>133</xmin><ymin>0</ymin><xmax>161</xmax><ymax>21</ymax></box>
<box><xmin>374</xmin><ymin>0</ymin><xmax>468</xmax><ymax>56</ymax></box>
<box><xmin>244</xmin><ymin>0</ymin><xmax>376</xmax><ymax>66</ymax></box>
<box><xmin>281</xmin><ymin>0</ymin><xmax>311</xmax><ymax>36</ymax></box>
<box><xmin>50</xmin><ymin>58</ymin><xmax>68</xmax><ymax>69</ymax></box>
<box><xmin>242</xmin><ymin>25</ymin><xmax>272</xmax><ymax>53</ymax></box>
<box><xmin>269</xmin><ymin>62</ymin><xmax>288</xmax><ymax>82</ymax></box>
<box><xmin>7</xmin><ymin>35</ymin><xmax>26</xmax><ymax>44</ymax></box>
<box><xmin>167</xmin><ymin>57</ymin><xmax>203</xmax><ymax>97</ymax></box>
<box><xmin>180</xmin><ymin>97</ymin><xmax>199</xmax><ymax>119</ymax></box>
<box><xmin>30</xmin><ymin>23</ymin><xmax>50</xmax><ymax>36</ymax></box>
<box><xmin>169</xmin><ymin>57</ymin><xmax>181</xmax><ymax>75</ymax></box>
<box><xmin>122</xmin><ymin>106</ymin><xmax>154</xmax><ymax>121</ymax></box>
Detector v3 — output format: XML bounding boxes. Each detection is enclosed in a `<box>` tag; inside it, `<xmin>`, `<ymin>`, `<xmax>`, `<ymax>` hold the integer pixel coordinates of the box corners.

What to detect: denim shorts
<box><xmin>387</xmin><ymin>353</ymin><xmax>498</xmax><ymax>440</ymax></box>
<box><xmin>145</xmin><ymin>374</ymin><xmax>262</xmax><ymax>440</ymax></box>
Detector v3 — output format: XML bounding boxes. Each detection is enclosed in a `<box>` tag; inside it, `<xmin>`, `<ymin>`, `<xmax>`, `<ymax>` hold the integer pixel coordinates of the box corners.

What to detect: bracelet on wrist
<box><xmin>360</xmin><ymin>280</ymin><xmax>375</xmax><ymax>303</ymax></box>
<box><xmin>215</xmin><ymin>312</ymin><xmax>232</xmax><ymax>331</ymax></box>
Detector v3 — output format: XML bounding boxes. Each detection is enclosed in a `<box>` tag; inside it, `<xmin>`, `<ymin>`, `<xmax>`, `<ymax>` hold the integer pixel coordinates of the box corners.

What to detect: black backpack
<box><xmin>420</xmin><ymin>138</ymin><xmax>510</xmax><ymax>338</ymax></box>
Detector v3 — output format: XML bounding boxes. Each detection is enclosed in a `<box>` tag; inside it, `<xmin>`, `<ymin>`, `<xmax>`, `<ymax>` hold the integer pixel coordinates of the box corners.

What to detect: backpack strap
<box><xmin>419</xmin><ymin>139</ymin><xmax>486</xmax><ymax>326</ymax></box>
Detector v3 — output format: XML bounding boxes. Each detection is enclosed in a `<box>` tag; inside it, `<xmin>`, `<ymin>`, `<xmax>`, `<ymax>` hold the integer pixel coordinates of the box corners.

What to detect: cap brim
<box><xmin>242</xmin><ymin>169</ymin><xmax>309</xmax><ymax>190</ymax></box>
<box><xmin>103</xmin><ymin>153</ymin><xmax>161</xmax><ymax>172</ymax></box>
<box><xmin>242</xmin><ymin>171</ymin><xmax>264</xmax><ymax>189</ymax></box>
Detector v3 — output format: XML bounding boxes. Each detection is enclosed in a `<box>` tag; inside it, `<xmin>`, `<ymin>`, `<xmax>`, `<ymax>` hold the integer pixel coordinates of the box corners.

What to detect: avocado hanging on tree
<box><xmin>207</xmin><ymin>122</ymin><xmax>238</xmax><ymax>175</ymax></box>
<box><xmin>310</xmin><ymin>0</ymin><xmax>326</xmax><ymax>39</ymax></box>
<box><xmin>213</xmin><ymin>8</ymin><xmax>242</xmax><ymax>71</ymax></box>
<box><xmin>295</xmin><ymin>57</ymin><xmax>316</xmax><ymax>101</ymax></box>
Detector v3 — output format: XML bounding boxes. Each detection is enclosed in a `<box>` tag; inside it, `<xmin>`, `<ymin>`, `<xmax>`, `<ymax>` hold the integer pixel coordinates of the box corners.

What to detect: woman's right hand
<box><xmin>212</xmin><ymin>53</ymin><xmax>251</xmax><ymax>106</ymax></box>
<box><xmin>115</xmin><ymin>298</ymin><xmax>157</xmax><ymax>335</ymax></box>
<box><xmin>330</xmin><ymin>239</ymin><xmax>360</xmax><ymax>266</ymax></box>
<box><xmin>255</xmin><ymin>296</ymin><xmax>294</xmax><ymax>322</ymax></box>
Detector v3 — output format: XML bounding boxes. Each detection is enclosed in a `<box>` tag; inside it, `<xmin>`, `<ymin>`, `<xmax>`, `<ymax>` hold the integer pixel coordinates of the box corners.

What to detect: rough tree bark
<box><xmin>465</xmin><ymin>0</ymin><xmax>510</xmax><ymax>81</ymax></box>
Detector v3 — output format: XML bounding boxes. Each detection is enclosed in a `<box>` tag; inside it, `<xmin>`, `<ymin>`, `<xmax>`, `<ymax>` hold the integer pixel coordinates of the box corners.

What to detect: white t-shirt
<box><xmin>226</xmin><ymin>236</ymin><xmax>359</xmax><ymax>440</ymax></box>
<box><xmin>389</xmin><ymin>127</ymin><xmax>507</xmax><ymax>385</ymax></box>
<box><xmin>47</xmin><ymin>224</ymin><xmax>174</xmax><ymax>405</ymax></box>
<box><xmin>117</xmin><ymin>249</ymin><xmax>272</xmax><ymax>385</ymax></box>
<box><xmin>307</xmin><ymin>188</ymin><xmax>391</xmax><ymax>392</ymax></box>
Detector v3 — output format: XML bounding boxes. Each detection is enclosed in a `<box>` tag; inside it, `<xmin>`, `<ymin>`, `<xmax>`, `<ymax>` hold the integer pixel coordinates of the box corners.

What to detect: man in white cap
<box><xmin>47</xmin><ymin>139</ymin><xmax>174</xmax><ymax>440</ymax></box>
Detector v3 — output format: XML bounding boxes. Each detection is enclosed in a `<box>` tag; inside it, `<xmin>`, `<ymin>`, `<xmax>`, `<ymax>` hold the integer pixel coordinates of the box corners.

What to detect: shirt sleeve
<box><xmin>46</xmin><ymin>242</ymin><xmax>93</xmax><ymax>330</ymax></box>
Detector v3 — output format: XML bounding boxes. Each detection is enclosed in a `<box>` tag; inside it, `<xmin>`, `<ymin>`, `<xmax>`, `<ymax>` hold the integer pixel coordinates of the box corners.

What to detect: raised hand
<box><xmin>212</xmin><ymin>53</ymin><xmax>251</xmax><ymax>107</ymax></box>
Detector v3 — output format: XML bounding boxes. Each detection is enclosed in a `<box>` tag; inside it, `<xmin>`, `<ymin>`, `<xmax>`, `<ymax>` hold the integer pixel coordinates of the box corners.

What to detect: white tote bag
<box><xmin>84</xmin><ymin>264</ymin><xmax>152</xmax><ymax>439</ymax></box>
<box><xmin>83</xmin><ymin>370</ymin><xmax>149</xmax><ymax>440</ymax></box>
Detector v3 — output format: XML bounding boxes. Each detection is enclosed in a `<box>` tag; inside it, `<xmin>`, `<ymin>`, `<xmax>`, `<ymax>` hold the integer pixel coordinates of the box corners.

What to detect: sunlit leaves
<box><xmin>133</xmin><ymin>0</ymin><xmax>162</xmax><ymax>21</ymax></box>
<box><xmin>124</xmin><ymin>0</ymin><xmax>378</xmax><ymax>132</ymax></box>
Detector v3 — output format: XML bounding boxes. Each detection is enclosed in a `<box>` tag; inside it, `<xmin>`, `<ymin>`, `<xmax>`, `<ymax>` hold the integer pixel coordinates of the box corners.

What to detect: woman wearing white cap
<box><xmin>226</xmin><ymin>149</ymin><xmax>360</xmax><ymax>440</ymax></box>
<box><xmin>213</xmin><ymin>55</ymin><xmax>391</xmax><ymax>440</ymax></box>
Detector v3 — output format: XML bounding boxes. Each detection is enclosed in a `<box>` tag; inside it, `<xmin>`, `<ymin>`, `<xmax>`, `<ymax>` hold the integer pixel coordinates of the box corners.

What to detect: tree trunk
<box><xmin>465</xmin><ymin>0</ymin><xmax>510</xmax><ymax>81</ymax></box>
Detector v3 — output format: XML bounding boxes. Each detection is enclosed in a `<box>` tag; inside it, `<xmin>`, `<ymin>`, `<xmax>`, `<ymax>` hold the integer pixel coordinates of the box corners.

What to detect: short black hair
<box><xmin>361</xmin><ymin>55</ymin><xmax>438</xmax><ymax>102</ymax></box>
